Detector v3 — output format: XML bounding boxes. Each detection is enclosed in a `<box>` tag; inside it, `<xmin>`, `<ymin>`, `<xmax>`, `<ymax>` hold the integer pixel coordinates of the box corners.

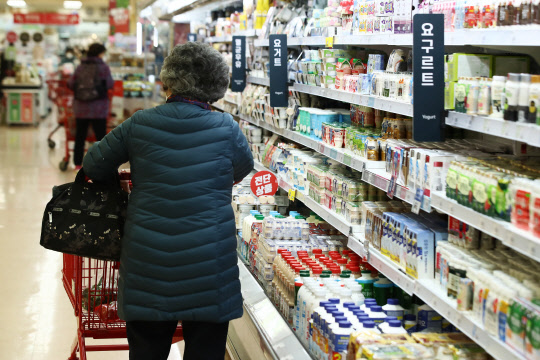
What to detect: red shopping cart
<box><xmin>62</xmin><ymin>255</ymin><xmax>183</xmax><ymax>360</ymax></box>
<box><xmin>45</xmin><ymin>79</ymin><xmax>71</xmax><ymax>149</ymax></box>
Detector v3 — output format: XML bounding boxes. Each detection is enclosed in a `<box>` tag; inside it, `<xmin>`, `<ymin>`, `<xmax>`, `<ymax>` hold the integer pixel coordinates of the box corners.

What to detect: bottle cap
<box><xmin>364</xmin><ymin>298</ymin><xmax>377</xmax><ymax>303</ymax></box>
<box><xmin>342</xmin><ymin>302</ymin><xmax>356</xmax><ymax>309</ymax></box>
<box><xmin>312</xmin><ymin>248</ymin><xmax>323</xmax><ymax>254</ymax></box>
<box><xmin>362</xmin><ymin>320</ymin><xmax>376</xmax><ymax>328</ymax></box>
<box><xmin>389</xmin><ymin>320</ymin><xmax>402</xmax><ymax>327</ymax></box>
<box><xmin>370</xmin><ymin>305</ymin><xmax>383</xmax><ymax>312</ymax></box>
<box><xmin>334</xmin><ymin>316</ymin><xmax>348</xmax><ymax>322</ymax></box>
<box><xmin>508</xmin><ymin>73</ymin><xmax>520</xmax><ymax>82</ymax></box>
<box><xmin>320</xmin><ymin>274</ymin><xmax>331</xmax><ymax>278</ymax></box>
<box><xmin>337</xmin><ymin>258</ymin><xmax>348</xmax><ymax>265</ymax></box>
<box><xmin>385</xmin><ymin>316</ymin><xmax>398</xmax><ymax>322</ymax></box>
<box><xmin>340</xmin><ymin>273</ymin><xmax>350</xmax><ymax>279</ymax></box>
<box><xmin>328</xmin><ymin>298</ymin><xmax>340</xmax><ymax>304</ymax></box>
<box><xmin>299</xmin><ymin>270</ymin><xmax>310</xmax><ymax>277</ymax></box>
<box><xmin>330</xmin><ymin>311</ymin><xmax>344</xmax><ymax>317</ymax></box>
<box><xmin>387</xmin><ymin>298</ymin><xmax>399</xmax><ymax>305</ymax></box>
<box><xmin>520</xmin><ymin>73</ymin><xmax>531</xmax><ymax>83</ymax></box>
<box><xmin>352</xmin><ymin>310</ymin><xmax>365</xmax><ymax>316</ymax></box>
<box><xmin>312</xmin><ymin>267</ymin><xmax>323</xmax><ymax>275</ymax></box>
<box><xmin>319</xmin><ymin>301</ymin><xmax>331</xmax><ymax>307</ymax></box>
<box><xmin>339</xmin><ymin>321</ymin><xmax>352</xmax><ymax>328</ymax></box>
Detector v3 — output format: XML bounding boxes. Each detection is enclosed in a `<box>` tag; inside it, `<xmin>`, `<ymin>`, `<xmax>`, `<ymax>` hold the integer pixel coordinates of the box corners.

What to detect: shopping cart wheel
<box><xmin>48</xmin><ymin>139</ymin><xmax>56</xmax><ymax>149</ymax></box>
<box><xmin>59</xmin><ymin>160</ymin><xmax>69</xmax><ymax>171</ymax></box>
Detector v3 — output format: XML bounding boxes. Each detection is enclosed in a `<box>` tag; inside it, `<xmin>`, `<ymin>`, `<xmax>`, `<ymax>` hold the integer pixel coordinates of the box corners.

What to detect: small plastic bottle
<box><xmin>377</xmin><ymin>316</ymin><xmax>398</xmax><ymax>333</ymax></box>
<box><xmin>503</xmin><ymin>73</ymin><xmax>521</xmax><ymax>121</ymax></box>
<box><xmin>368</xmin><ymin>305</ymin><xmax>388</xmax><ymax>324</ymax></box>
<box><xmin>403</xmin><ymin>314</ymin><xmax>417</xmax><ymax>333</ymax></box>
<box><xmin>383</xmin><ymin>320</ymin><xmax>408</xmax><ymax>334</ymax></box>
<box><xmin>382</xmin><ymin>298</ymin><xmax>405</xmax><ymax>321</ymax></box>
<box><xmin>518</xmin><ymin>73</ymin><xmax>532</xmax><ymax>122</ymax></box>
<box><xmin>359</xmin><ymin>320</ymin><xmax>381</xmax><ymax>333</ymax></box>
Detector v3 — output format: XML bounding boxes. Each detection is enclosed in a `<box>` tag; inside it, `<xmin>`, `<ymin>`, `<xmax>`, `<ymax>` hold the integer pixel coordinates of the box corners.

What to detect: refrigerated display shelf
<box><xmin>205</xmin><ymin>30</ymin><xmax>259</xmax><ymax>43</ymax></box>
<box><xmin>237</xmin><ymin>259</ymin><xmax>313</xmax><ymax>360</ymax></box>
<box><xmin>446</xmin><ymin>111</ymin><xmax>540</xmax><ymax>147</ymax></box>
<box><xmin>254</xmin><ymin>29</ymin><xmax>540</xmax><ymax>47</ymax></box>
<box><xmin>414</xmin><ymin>279</ymin><xmax>525</xmax><ymax>360</ymax></box>
<box><xmin>291</xmin><ymin>83</ymin><xmax>414</xmax><ymax>117</ymax></box>
<box><xmin>239</xmin><ymin>114</ymin><xmax>386</xmax><ymax>173</ymax></box>
<box><xmin>361</xmin><ymin>169</ymin><xmax>432</xmax><ymax>212</ymax></box>
<box><xmin>246</xmin><ymin>76</ymin><xmax>270</xmax><ymax>86</ymax></box>
<box><xmin>347</xmin><ymin>234</ymin><xmax>525</xmax><ymax>360</ymax></box>
<box><xmin>431</xmin><ymin>192</ymin><xmax>540</xmax><ymax>263</ymax></box>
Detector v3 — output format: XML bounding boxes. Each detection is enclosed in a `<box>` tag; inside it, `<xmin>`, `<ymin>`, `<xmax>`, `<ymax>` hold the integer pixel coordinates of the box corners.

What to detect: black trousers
<box><xmin>74</xmin><ymin>118</ymin><xmax>106</xmax><ymax>166</ymax></box>
<box><xmin>126</xmin><ymin>320</ymin><xmax>229</xmax><ymax>360</ymax></box>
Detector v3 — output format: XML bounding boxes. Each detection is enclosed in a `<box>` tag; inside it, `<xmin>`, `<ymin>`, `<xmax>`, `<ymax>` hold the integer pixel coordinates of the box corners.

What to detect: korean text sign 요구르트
<box><xmin>269</xmin><ymin>34</ymin><xmax>288</xmax><ymax>107</ymax></box>
<box><xmin>250</xmin><ymin>171</ymin><xmax>278</xmax><ymax>197</ymax></box>
<box><xmin>413</xmin><ymin>14</ymin><xmax>444</xmax><ymax>142</ymax></box>
<box><xmin>231</xmin><ymin>36</ymin><xmax>246</xmax><ymax>92</ymax></box>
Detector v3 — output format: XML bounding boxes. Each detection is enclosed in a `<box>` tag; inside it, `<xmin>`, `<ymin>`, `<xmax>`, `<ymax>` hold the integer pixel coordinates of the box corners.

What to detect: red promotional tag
<box><xmin>250</xmin><ymin>171</ymin><xmax>278</xmax><ymax>197</ymax></box>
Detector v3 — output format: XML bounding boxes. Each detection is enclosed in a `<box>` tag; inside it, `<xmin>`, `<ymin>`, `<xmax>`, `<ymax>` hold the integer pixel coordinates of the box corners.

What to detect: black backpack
<box><xmin>74</xmin><ymin>63</ymin><xmax>107</xmax><ymax>101</ymax></box>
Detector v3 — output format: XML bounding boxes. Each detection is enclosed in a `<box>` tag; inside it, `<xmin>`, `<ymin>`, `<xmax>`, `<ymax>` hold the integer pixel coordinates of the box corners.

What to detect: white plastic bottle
<box><xmin>296</xmin><ymin>279</ymin><xmax>314</xmax><ymax>337</ymax></box>
<box><xmin>377</xmin><ymin>316</ymin><xmax>398</xmax><ymax>333</ymax></box>
<box><xmin>503</xmin><ymin>73</ymin><xmax>521</xmax><ymax>122</ymax></box>
<box><xmin>358</xmin><ymin>320</ymin><xmax>381</xmax><ymax>333</ymax></box>
<box><xmin>368</xmin><ymin>305</ymin><xmax>388</xmax><ymax>324</ymax></box>
<box><xmin>518</xmin><ymin>73</ymin><xmax>531</xmax><ymax>122</ymax></box>
<box><xmin>403</xmin><ymin>314</ymin><xmax>417</xmax><ymax>333</ymax></box>
<box><xmin>349</xmin><ymin>283</ymin><xmax>366</xmax><ymax>307</ymax></box>
<box><xmin>304</xmin><ymin>287</ymin><xmax>327</xmax><ymax>345</ymax></box>
<box><xmin>491</xmin><ymin>76</ymin><xmax>506</xmax><ymax>118</ymax></box>
<box><xmin>382</xmin><ymin>298</ymin><xmax>405</xmax><ymax>321</ymax></box>
<box><xmin>330</xmin><ymin>321</ymin><xmax>354</xmax><ymax>359</ymax></box>
<box><xmin>383</xmin><ymin>320</ymin><xmax>408</xmax><ymax>334</ymax></box>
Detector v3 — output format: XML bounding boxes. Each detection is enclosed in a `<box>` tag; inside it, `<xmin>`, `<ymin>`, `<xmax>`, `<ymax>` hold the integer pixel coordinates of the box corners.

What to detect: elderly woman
<box><xmin>82</xmin><ymin>43</ymin><xmax>254</xmax><ymax>360</ymax></box>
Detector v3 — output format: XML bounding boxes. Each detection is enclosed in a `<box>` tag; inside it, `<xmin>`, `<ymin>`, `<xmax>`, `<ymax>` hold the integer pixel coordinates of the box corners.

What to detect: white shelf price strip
<box><xmin>247</xmin><ymin>76</ymin><xmax>270</xmax><ymax>86</ymax></box>
<box><xmin>446</xmin><ymin>111</ymin><xmax>540</xmax><ymax>147</ymax></box>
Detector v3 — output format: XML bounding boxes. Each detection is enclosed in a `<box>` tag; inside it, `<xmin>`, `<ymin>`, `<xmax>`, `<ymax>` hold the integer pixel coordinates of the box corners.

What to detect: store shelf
<box><xmin>239</xmin><ymin>114</ymin><xmax>385</xmax><ymax>172</ymax></box>
<box><xmin>237</xmin><ymin>259</ymin><xmax>312</xmax><ymax>360</ymax></box>
<box><xmin>347</xmin><ymin>235</ymin><xmax>368</xmax><ymax>258</ymax></box>
<box><xmin>361</xmin><ymin>169</ymin><xmax>432</xmax><ymax>212</ymax></box>
<box><xmin>431</xmin><ymin>192</ymin><xmax>540</xmax><ymax>263</ymax></box>
<box><xmin>291</xmin><ymin>83</ymin><xmax>413</xmax><ymax>117</ymax></box>
<box><xmin>446</xmin><ymin>111</ymin><xmax>540</xmax><ymax>147</ymax></box>
<box><xmin>206</xmin><ymin>30</ymin><xmax>259</xmax><ymax>43</ymax></box>
<box><xmin>246</xmin><ymin>76</ymin><xmax>270</xmax><ymax>86</ymax></box>
<box><xmin>415</xmin><ymin>279</ymin><xmax>524</xmax><ymax>360</ymax></box>
<box><xmin>254</xmin><ymin>29</ymin><xmax>540</xmax><ymax>47</ymax></box>
<box><xmin>211</xmin><ymin>102</ymin><xmax>226</xmax><ymax>112</ymax></box>
<box><xmin>347</xmin><ymin>234</ymin><xmax>524</xmax><ymax>360</ymax></box>
<box><xmin>445</xmin><ymin>28</ymin><xmax>540</xmax><ymax>46</ymax></box>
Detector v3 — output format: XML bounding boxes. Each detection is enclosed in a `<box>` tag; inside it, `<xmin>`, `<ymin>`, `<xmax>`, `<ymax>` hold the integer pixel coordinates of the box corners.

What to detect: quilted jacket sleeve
<box><xmin>83</xmin><ymin>117</ymin><xmax>131</xmax><ymax>181</ymax></box>
<box><xmin>231</xmin><ymin>119</ymin><xmax>254</xmax><ymax>183</ymax></box>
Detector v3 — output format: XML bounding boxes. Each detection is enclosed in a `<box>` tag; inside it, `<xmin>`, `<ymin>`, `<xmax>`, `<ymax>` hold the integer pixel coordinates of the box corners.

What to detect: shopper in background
<box><xmin>68</xmin><ymin>43</ymin><xmax>114</xmax><ymax>170</ymax></box>
<box><xmin>81</xmin><ymin>42</ymin><xmax>254</xmax><ymax>360</ymax></box>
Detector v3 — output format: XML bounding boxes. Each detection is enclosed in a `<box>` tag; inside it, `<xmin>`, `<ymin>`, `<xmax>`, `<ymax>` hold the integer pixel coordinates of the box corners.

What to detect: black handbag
<box><xmin>40</xmin><ymin>168</ymin><xmax>129</xmax><ymax>261</ymax></box>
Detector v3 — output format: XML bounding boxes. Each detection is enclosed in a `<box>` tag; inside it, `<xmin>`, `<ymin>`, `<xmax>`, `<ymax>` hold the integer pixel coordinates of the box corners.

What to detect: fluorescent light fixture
<box><xmin>153</xmin><ymin>27</ymin><xmax>158</xmax><ymax>47</ymax></box>
<box><xmin>64</xmin><ymin>1</ymin><xmax>82</xmax><ymax>9</ymax></box>
<box><xmin>7</xmin><ymin>0</ymin><xmax>27</xmax><ymax>7</ymax></box>
<box><xmin>136</xmin><ymin>22</ymin><xmax>143</xmax><ymax>55</ymax></box>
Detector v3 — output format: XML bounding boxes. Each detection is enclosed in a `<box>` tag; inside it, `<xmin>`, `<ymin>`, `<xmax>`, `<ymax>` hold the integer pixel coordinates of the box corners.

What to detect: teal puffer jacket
<box><xmin>82</xmin><ymin>102</ymin><xmax>253</xmax><ymax>322</ymax></box>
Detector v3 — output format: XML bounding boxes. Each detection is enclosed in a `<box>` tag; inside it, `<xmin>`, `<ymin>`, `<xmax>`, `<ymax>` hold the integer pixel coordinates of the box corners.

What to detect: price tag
<box><xmin>336</xmin><ymin>152</ymin><xmax>344</xmax><ymax>162</ymax></box>
<box><xmin>368</xmin><ymin>97</ymin><xmax>375</xmax><ymax>107</ymax></box>
<box><xmin>482</xmin><ymin>118</ymin><xmax>489</xmax><ymax>132</ymax></box>
<box><xmin>330</xmin><ymin>149</ymin><xmax>338</xmax><ymax>160</ymax></box>
<box><xmin>318</xmin><ymin>143</ymin><xmax>326</xmax><ymax>154</ymax></box>
<box><xmin>502</xmin><ymin>121</ymin><xmax>509</xmax><ymax>137</ymax></box>
<box><xmin>412</xmin><ymin>188</ymin><xmax>424</xmax><ymax>214</ymax></box>
<box><xmin>288</xmin><ymin>189</ymin><xmax>296</xmax><ymax>201</ymax></box>
<box><xmin>325</xmin><ymin>36</ymin><xmax>334</xmax><ymax>48</ymax></box>
<box><xmin>343</xmin><ymin>154</ymin><xmax>352</xmax><ymax>166</ymax></box>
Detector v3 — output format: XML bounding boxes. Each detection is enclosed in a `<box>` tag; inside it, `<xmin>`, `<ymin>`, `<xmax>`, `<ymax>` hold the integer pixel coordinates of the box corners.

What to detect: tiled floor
<box><xmin>0</xmin><ymin>114</ymin><xmax>183</xmax><ymax>359</ymax></box>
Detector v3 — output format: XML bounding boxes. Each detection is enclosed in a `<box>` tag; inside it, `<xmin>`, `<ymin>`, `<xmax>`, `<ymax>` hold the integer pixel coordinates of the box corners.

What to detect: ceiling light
<box><xmin>63</xmin><ymin>1</ymin><xmax>82</xmax><ymax>9</ymax></box>
<box><xmin>7</xmin><ymin>0</ymin><xmax>27</xmax><ymax>8</ymax></box>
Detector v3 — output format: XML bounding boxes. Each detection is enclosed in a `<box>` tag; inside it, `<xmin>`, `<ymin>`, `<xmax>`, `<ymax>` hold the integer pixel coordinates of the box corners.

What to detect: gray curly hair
<box><xmin>160</xmin><ymin>42</ymin><xmax>230</xmax><ymax>103</ymax></box>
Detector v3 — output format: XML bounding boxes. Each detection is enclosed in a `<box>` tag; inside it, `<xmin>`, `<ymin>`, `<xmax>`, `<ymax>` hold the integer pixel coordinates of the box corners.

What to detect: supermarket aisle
<box><xmin>0</xmin><ymin>116</ymin><xmax>183</xmax><ymax>360</ymax></box>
